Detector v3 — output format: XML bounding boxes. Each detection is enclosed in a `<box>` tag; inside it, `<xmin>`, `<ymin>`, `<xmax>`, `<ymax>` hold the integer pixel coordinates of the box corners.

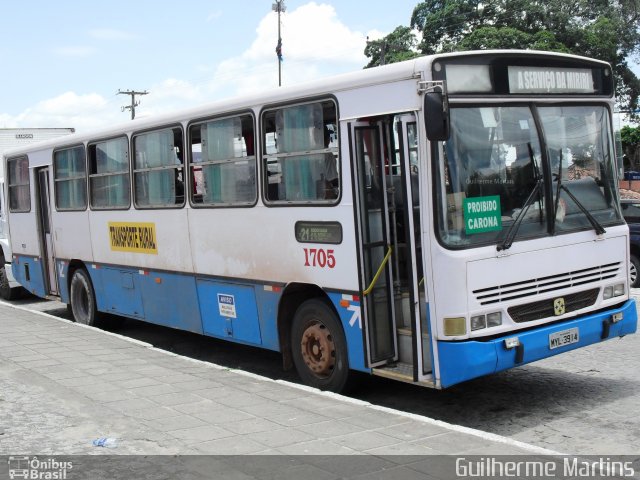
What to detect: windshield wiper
<box><xmin>497</xmin><ymin>176</ymin><xmax>543</xmax><ymax>251</ymax></box>
<box><xmin>497</xmin><ymin>143</ymin><xmax>544</xmax><ymax>252</ymax></box>
<box><xmin>551</xmin><ymin>150</ymin><xmax>606</xmax><ymax>236</ymax></box>
<box><xmin>556</xmin><ymin>184</ymin><xmax>607</xmax><ymax>235</ymax></box>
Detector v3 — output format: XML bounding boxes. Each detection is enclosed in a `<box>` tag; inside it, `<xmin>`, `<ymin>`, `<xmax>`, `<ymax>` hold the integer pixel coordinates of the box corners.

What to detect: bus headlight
<box><xmin>470</xmin><ymin>315</ymin><xmax>486</xmax><ymax>331</ymax></box>
<box><xmin>470</xmin><ymin>312</ymin><xmax>502</xmax><ymax>331</ymax></box>
<box><xmin>604</xmin><ymin>283</ymin><xmax>625</xmax><ymax>299</ymax></box>
<box><xmin>487</xmin><ymin>312</ymin><xmax>503</xmax><ymax>327</ymax></box>
<box><xmin>444</xmin><ymin>317</ymin><xmax>466</xmax><ymax>336</ymax></box>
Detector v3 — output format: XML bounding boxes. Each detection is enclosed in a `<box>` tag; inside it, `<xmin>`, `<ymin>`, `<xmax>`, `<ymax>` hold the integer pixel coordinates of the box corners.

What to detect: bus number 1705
<box><xmin>303</xmin><ymin>248</ymin><xmax>336</xmax><ymax>268</ymax></box>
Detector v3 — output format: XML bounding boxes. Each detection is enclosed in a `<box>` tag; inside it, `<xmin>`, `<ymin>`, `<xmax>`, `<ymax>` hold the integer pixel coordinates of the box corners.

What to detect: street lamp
<box><xmin>272</xmin><ymin>1</ymin><xmax>286</xmax><ymax>87</ymax></box>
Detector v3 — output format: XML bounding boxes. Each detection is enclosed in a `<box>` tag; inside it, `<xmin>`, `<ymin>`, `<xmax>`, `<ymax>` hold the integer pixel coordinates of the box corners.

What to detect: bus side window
<box><xmin>262</xmin><ymin>99</ymin><xmax>339</xmax><ymax>203</ymax></box>
<box><xmin>54</xmin><ymin>145</ymin><xmax>87</xmax><ymax>211</ymax></box>
<box><xmin>189</xmin><ymin>113</ymin><xmax>257</xmax><ymax>207</ymax></box>
<box><xmin>7</xmin><ymin>156</ymin><xmax>31</xmax><ymax>213</ymax></box>
<box><xmin>88</xmin><ymin>137</ymin><xmax>130</xmax><ymax>209</ymax></box>
<box><xmin>133</xmin><ymin>127</ymin><xmax>184</xmax><ymax>208</ymax></box>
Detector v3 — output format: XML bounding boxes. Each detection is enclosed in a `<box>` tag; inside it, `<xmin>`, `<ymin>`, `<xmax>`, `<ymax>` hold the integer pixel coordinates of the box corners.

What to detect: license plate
<box><xmin>549</xmin><ymin>327</ymin><xmax>579</xmax><ymax>350</ymax></box>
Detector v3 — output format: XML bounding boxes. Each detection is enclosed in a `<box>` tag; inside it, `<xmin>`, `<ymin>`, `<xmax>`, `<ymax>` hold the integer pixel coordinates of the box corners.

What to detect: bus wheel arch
<box><xmin>277</xmin><ymin>283</ymin><xmax>349</xmax><ymax>392</ymax></box>
<box><xmin>291</xmin><ymin>298</ymin><xmax>349</xmax><ymax>392</ymax></box>
<box><xmin>277</xmin><ymin>283</ymin><xmax>336</xmax><ymax>369</ymax></box>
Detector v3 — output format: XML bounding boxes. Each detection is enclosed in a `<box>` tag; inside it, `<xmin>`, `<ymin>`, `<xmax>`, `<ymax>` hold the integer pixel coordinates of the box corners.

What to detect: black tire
<box><xmin>291</xmin><ymin>299</ymin><xmax>349</xmax><ymax>392</ymax></box>
<box><xmin>0</xmin><ymin>265</ymin><xmax>16</xmax><ymax>301</ymax></box>
<box><xmin>69</xmin><ymin>269</ymin><xmax>100</xmax><ymax>326</ymax></box>
<box><xmin>631</xmin><ymin>254</ymin><xmax>640</xmax><ymax>288</ymax></box>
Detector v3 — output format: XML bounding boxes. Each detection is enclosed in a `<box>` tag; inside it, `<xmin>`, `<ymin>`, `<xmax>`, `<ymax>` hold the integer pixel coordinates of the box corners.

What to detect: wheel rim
<box><xmin>300</xmin><ymin>321</ymin><xmax>336</xmax><ymax>378</ymax></box>
<box><xmin>631</xmin><ymin>263</ymin><xmax>638</xmax><ymax>287</ymax></box>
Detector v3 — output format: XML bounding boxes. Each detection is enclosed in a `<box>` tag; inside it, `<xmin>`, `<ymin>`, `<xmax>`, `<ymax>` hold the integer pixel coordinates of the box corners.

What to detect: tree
<box><xmin>622</xmin><ymin>125</ymin><xmax>640</xmax><ymax>171</ymax></box>
<box><xmin>364</xmin><ymin>26</ymin><xmax>420</xmax><ymax>68</ymax></box>
<box><xmin>365</xmin><ymin>0</ymin><xmax>640</xmax><ymax>119</ymax></box>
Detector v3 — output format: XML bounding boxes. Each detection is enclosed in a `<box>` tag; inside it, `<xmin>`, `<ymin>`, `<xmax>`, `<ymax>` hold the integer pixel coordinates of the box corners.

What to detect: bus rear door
<box><xmin>35</xmin><ymin>167</ymin><xmax>58</xmax><ymax>296</ymax></box>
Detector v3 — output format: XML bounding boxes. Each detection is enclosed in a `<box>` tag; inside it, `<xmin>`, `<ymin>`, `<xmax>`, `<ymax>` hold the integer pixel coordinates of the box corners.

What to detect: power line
<box><xmin>117</xmin><ymin>89</ymin><xmax>149</xmax><ymax>120</ymax></box>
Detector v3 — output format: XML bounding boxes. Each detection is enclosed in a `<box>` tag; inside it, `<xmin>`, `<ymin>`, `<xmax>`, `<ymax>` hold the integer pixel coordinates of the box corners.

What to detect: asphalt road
<box><xmin>12</xmin><ymin>291</ymin><xmax>640</xmax><ymax>455</ymax></box>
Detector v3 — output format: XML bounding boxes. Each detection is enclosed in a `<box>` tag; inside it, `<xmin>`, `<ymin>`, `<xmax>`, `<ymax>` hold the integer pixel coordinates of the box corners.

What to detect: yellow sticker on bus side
<box><xmin>108</xmin><ymin>222</ymin><xmax>158</xmax><ymax>254</ymax></box>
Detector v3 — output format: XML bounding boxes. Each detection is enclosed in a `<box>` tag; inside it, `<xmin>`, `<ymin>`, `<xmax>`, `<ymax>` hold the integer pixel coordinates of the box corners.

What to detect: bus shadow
<box><xmin>104</xmin><ymin>313</ymin><xmax>640</xmax><ymax>444</ymax></box>
<box><xmin>15</xmin><ymin>296</ymin><xmax>639</xmax><ymax>443</ymax></box>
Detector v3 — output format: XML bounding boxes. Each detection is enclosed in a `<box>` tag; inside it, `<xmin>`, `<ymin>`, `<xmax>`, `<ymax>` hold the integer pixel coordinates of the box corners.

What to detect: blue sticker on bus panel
<box><xmin>437</xmin><ymin>299</ymin><xmax>638</xmax><ymax>388</ymax></box>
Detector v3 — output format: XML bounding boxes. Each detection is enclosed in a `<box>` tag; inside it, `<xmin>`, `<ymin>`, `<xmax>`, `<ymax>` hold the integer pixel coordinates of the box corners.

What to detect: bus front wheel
<box><xmin>291</xmin><ymin>299</ymin><xmax>349</xmax><ymax>392</ymax></box>
<box><xmin>70</xmin><ymin>269</ymin><xmax>99</xmax><ymax>326</ymax></box>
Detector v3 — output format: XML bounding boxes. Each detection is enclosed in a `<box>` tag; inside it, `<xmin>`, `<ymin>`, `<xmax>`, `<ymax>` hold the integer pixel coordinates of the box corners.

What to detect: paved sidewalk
<box><xmin>0</xmin><ymin>301</ymin><xmax>556</xmax><ymax>476</ymax></box>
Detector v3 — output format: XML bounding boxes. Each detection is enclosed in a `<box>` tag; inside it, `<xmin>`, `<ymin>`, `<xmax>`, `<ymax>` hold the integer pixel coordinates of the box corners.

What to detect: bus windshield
<box><xmin>436</xmin><ymin>104</ymin><xmax>621</xmax><ymax>248</ymax></box>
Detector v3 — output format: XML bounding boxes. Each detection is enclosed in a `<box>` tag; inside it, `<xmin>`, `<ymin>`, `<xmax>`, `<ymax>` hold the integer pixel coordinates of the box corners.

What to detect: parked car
<box><xmin>621</xmin><ymin>199</ymin><xmax>640</xmax><ymax>288</ymax></box>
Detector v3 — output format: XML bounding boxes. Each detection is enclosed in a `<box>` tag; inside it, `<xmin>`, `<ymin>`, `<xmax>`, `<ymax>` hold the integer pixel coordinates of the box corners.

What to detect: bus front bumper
<box><xmin>436</xmin><ymin>299</ymin><xmax>637</xmax><ymax>388</ymax></box>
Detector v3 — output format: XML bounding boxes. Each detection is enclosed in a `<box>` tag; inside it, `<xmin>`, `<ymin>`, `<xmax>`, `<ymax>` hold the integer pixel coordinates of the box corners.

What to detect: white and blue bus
<box><xmin>3</xmin><ymin>50</ymin><xmax>637</xmax><ymax>391</ymax></box>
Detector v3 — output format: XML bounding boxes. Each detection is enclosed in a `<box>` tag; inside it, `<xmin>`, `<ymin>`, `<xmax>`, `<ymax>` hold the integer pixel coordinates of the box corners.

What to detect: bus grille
<box><xmin>473</xmin><ymin>262</ymin><xmax>619</xmax><ymax>305</ymax></box>
<box><xmin>508</xmin><ymin>288</ymin><xmax>600</xmax><ymax>323</ymax></box>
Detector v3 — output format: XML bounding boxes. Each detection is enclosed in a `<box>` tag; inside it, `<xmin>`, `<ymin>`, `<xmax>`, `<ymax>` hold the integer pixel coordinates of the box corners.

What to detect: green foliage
<box><xmin>364</xmin><ymin>26</ymin><xmax>420</xmax><ymax>68</ymax></box>
<box><xmin>457</xmin><ymin>27</ymin><xmax>571</xmax><ymax>52</ymax></box>
<box><xmin>364</xmin><ymin>0</ymin><xmax>640</xmax><ymax>118</ymax></box>
<box><xmin>622</xmin><ymin>125</ymin><xmax>640</xmax><ymax>147</ymax></box>
<box><xmin>621</xmin><ymin>125</ymin><xmax>640</xmax><ymax>171</ymax></box>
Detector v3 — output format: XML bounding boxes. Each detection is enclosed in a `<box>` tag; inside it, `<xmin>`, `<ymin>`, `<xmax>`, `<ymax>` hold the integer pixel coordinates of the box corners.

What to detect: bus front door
<box><xmin>36</xmin><ymin>167</ymin><xmax>58</xmax><ymax>296</ymax></box>
<box><xmin>351</xmin><ymin>114</ymin><xmax>432</xmax><ymax>383</ymax></box>
<box><xmin>352</xmin><ymin>121</ymin><xmax>397</xmax><ymax>366</ymax></box>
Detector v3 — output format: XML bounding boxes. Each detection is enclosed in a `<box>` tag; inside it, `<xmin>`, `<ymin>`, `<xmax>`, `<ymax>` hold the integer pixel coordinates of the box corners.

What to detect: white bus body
<box><xmin>3</xmin><ymin>51</ymin><xmax>636</xmax><ymax>390</ymax></box>
<box><xmin>0</xmin><ymin>128</ymin><xmax>74</xmax><ymax>299</ymax></box>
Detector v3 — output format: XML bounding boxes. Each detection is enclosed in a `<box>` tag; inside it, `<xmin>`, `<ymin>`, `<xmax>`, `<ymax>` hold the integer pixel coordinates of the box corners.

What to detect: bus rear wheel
<box><xmin>70</xmin><ymin>269</ymin><xmax>100</xmax><ymax>326</ymax></box>
<box><xmin>0</xmin><ymin>265</ymin><xmax>18</xmax><ymax>301</ymax></box>
<box><xmin>291</xmin><ymin>299</ymin><xmax>349</xmax><ymax>392</ymax></box>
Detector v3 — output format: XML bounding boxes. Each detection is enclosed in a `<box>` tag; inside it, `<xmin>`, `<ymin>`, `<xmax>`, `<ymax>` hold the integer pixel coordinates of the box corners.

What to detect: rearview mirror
<box><xmin>425</xmin><ymin>87</ymin><xmax>450</xmax><ymax>141</ymax></box>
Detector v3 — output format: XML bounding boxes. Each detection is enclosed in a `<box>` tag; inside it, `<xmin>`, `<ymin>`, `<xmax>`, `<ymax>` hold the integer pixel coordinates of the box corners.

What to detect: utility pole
<box><xmin>117</xmin><ymin>89</ymin><xmax>149</xmax><ymax>120</ymax></box>
<box><xmin>272</xmin><ymin>1</ymin><xmax>286</xmax><ymax>87</ymax></box>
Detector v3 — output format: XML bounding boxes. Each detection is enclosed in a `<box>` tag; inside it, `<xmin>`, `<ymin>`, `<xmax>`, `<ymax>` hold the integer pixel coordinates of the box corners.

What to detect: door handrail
<box><xmin>363</xmin><ymin>246</ymin><xmax>392</xmax><ymax>296</ymax></box>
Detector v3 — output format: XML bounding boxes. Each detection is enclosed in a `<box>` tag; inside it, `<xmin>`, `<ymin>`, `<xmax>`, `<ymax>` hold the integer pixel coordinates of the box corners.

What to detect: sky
<box><xmin>0</xmin><ymin>1</ymin><xmax>419</xmax><ymax>132</ymax></box>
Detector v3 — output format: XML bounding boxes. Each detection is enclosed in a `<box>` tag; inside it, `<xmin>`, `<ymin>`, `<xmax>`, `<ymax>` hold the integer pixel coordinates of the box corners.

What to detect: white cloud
<box><xmin>2</xmin><ymin>2</ymin><xmax>380</xmax><ymax>131</ymax></box>
<box><xmin>207</xmin><ymin>2</ymin><xmax>370</xmax><ymax>96</ymax></box>
<box><xmin>89</xmin><ymin>28</ymin><xmax>136</xmax><ymax>41</ymax></box>
<box><xmin>206</xmin><ymin>11</ymin><xmax>222</xmax><ymax>23</ymax></box>
<box><xmin>138</xmin><ymin>78</ymin><xmax>204</xmax><ymax>117</ymax></box>
<box><xmin>2</xmin><ymin>92</ymin><xmax>119</xmax><ymax>131</ymax></box>
<box><xmin>52</xmin><ymin>46</ymin><xmax>95</xmax><ymax>57</ymax></box>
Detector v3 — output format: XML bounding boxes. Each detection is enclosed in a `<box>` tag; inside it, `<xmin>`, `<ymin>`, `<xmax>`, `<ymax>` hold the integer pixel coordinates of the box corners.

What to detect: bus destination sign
<box><xmin>508</xmin><ymin>66</ymin><xmax>595</xmax><ymax>94</ymax></box>
<box><xmin>295</xmin><ymin>221</ymin><xmax>342</xmax><ymax>244</ymax></box>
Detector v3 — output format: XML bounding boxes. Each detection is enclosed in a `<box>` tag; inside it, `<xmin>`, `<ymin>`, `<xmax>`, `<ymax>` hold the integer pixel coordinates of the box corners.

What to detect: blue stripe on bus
<box><xmin>11</xmin><ymin>256</ymin><xmax>47</xmax><ymax>298</ymax></box>
<box><xmin>50</xmin><ymin>259</ymin><xmax>366</xmax><ymax>361</ymax></box>
<box><xmin>437</xmin><ymin>299</ymin><xmax>638</xmax><ymax>388</ymax></box>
